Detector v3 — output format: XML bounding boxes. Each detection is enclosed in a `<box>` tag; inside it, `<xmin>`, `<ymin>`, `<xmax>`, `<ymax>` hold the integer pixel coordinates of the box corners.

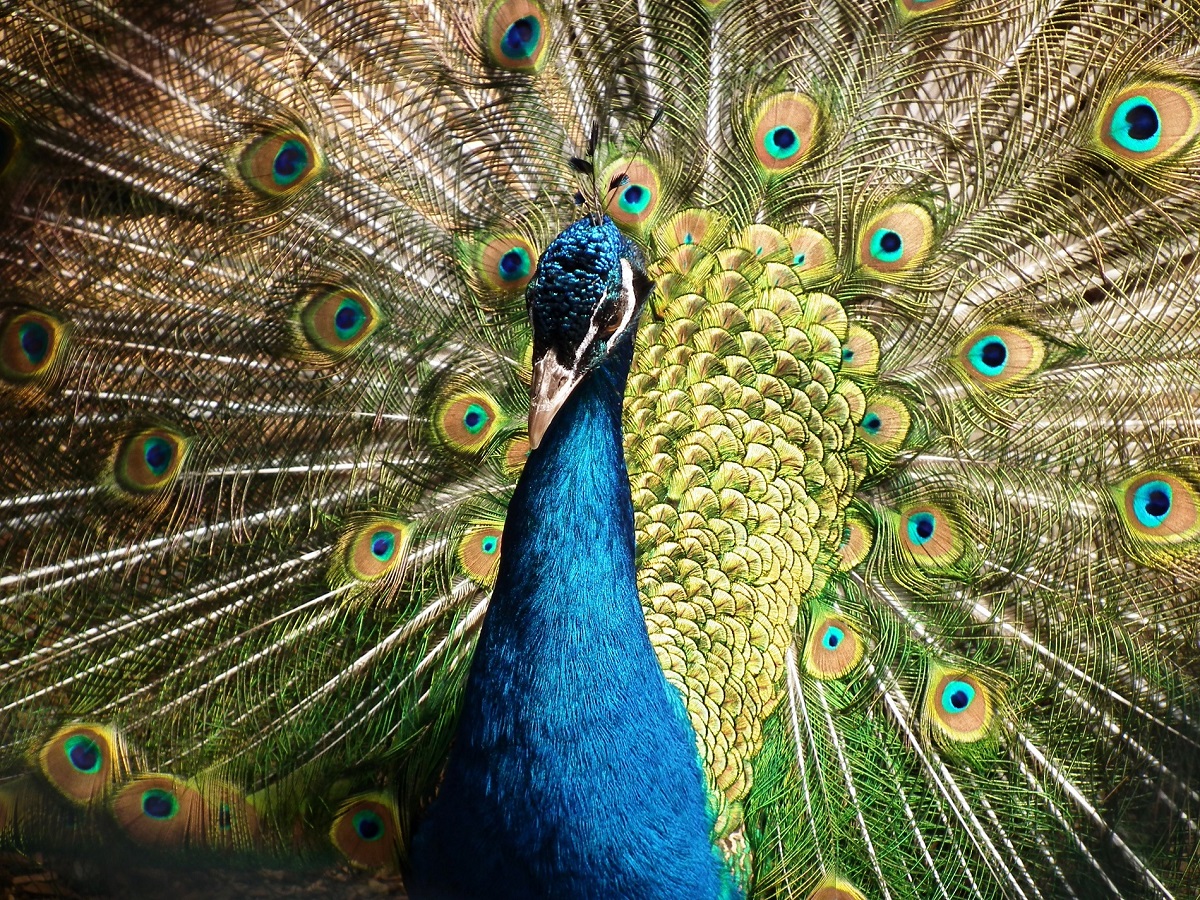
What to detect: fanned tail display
<box><xmin>2</xmin><ymin>0</ymin><xmax>1199</xmax><ymax>897</ymax></box>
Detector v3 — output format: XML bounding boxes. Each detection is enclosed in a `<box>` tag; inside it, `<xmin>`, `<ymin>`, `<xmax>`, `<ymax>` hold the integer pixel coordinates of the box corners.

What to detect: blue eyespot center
<box><xmin>502</xmin><ymin>17</ymin><xmax>541</xmax><ymax>59</ymax></box>
<box><xmin>142</xmin><ymin>789</ymin><xmax>178</xmax><ymax>820</ymax></box>
<box><xmin>908</xmin><ymin>511</ymin><xmax>936</xmax><ymax>545</ymax></box>
<box><xmin>273</xmin><ymin>140</ymin><xmax>309</xmax><ymax>186</ymax></box>
<box><xmin>143</xmin><ymin>437</ymin><xmax>173</xmax><ymax>477</ymax></box>
<box><xmin>353</xmin><ymin>810</ymin><xmax>384</xmax><ymax>841</ymax></box>
<box><xmin>1111</xmin><ymin>96</ymin><xmax>1161</xmax><ymax>152</ymax></box>
<box><xmin>218</xmin><ymin>803</ymin><xmax>233</xmax><ymax>831</ymax></box>
<box><xmin>968</xmin><ymin>335</ymin><xmax>1009</xmax><ymax>377</ymax></box>
<box><xmin>499</xmin><ymin>247</ymin><xmax>531</xmax><ymax>280</ymax></box>
<box><xmin>764</xmin><ymin>126</ymin><xmax>800</xmax><ymax>160</ymax></box>
<box><xmin>941</xmin><ymin>680</ymin><xmax>976</xmax><ymax>714</ymax></box>
<box><xmin>463</xmin><ymin>403</ymin><xmax>489</xmax><ymax>435</ymax></box>
<box><xmin>480</xmin><ymin>535</ymin><xmax>499</xmax><ymax>555</ymax></box>
<box><xmin>821</xmin><ymin>625</ymin><xmax>844</xmax><ymax>651</ymax></box>
<box><xmin>19</xmin><ymin>321</ymin><xmax>49</xmax><ymax>364</ymax></box>
<box><xmin>1133</xmin><ymin>479</ymin><xmax>1173</xmax><ymax>527</ymax></box>
<box><xmin>620</xmin><ymin>184</ymin><xmax>651</xmax><ymax>215</ymax></box>
<box><xmin>870</xmin><ymin>228</ymin><xmax>904</xmax><ymax>263</ymax></box>
<box><xmin>793</xmin><ymin>252</ymin><xmax>806</xmax><ymax>265</ymax></box>
<box><xmin>334</xmin><ymin>298</ymin><xmax>366</xmax><ymax>340</ymax></box>
<box><xmin>370</xmin><ymin>530</ymin><xmax>395</xmax><ymax>562</ymax></box>
<box><xmin>862</xmin><ymin>413</ymin><xmax>882</xmax><ymax>435</ymax></box>
<box><xmin>64</xmin><ymin>735</ymin><xmax>102</xmax><ymax>774</ymax></box>
<box><xmin>841</xmin><ymin>346</ymin><xmax>854</xmax><ymax>362</ymax></box>
<box><xmin>683</xmin><ymin>232</ymin><xmax>694</xmax><ymax>245</ymax></box>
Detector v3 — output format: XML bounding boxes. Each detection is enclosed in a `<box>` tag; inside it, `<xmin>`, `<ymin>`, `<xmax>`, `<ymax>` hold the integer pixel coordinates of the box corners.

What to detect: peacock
<box><xmin>2</xmin><ymin>0</ymin><xmax>1199</xmax><ymax>897</ymax></box>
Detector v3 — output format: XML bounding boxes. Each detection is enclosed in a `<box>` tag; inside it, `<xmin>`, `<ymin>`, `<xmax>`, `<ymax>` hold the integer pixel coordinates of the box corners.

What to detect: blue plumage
<box><xmin>410</xmin><ymin>218</ymin><xmax>736</xmax><ymax>899</ymax></box>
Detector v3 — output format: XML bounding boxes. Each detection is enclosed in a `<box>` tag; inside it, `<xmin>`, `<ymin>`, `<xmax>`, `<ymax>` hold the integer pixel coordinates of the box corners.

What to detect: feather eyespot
<box><xmin>239</xmin><ymin>130</ymin><xmax>322</xmax><ymax>198</ymax></box>
<box><xmin>804</xmin><ymin>611</ymin><xmax>864</xmax><ymax>680</ymax></box>
<box><xmin>836</xmin><ymin>512</ymin><xmax>873</xmax><ymax>571</ymax></box>
<box><xmin>857</xmin><ymin>203</ymin><xmax>933</xmax><ymax>277</ymax></box>
<box><xmin>857</xmin><ymin>395</ymin><xmax>910</xmax><ymax>453</ymax></box>
<box><xmin>603</xmin><ymin>159</ymin><xmax>661</xmax><ymax>231</ymax></box>
<box><xmin>0</xmin><ymin>310</ymin><xmax>67</xmax><ymax>383</ymax></box>
<box><xmin>114</xmin><ymin>428</ymin><xmax>188</xmax><ymax>494</ymax></box>
<box><xmin>783</xmin><ymin>226</ymin><xmax>836</xmax><ymax>280</ymax></box>
<box><xmin>459</xmin><ymin>525</ymin><xmax>503</xmax><ymax>586</ymax></box>
<box><xmin>484</xmin><ymin>0</ymin><xmax>548</xmax><ymax>71</ymax></box>
<box><xmin>436</xmin><ymin>390</ymin><xmax>506</xmax><ymax>453</ymax></box>
<box><xmin>898</xmin><ymin>503</ymin><xmax>962</xmax><ymax>567</ymax></box>
<box><xmin>1095</xmin><ymin>82</ymin><xmax>1200</xmax><ymax>168</ymax></box>
<box><xmin>343</xmin><ymin>519</ymin><xmax>412</xmax><ymax>582</ymax></box>
<box><xmin>299</xmin><ymin>287</ymin><xmax>379</xmax><ymax>358</ymax></box>
<box><xmin>839</xmin><ymin>325</ymin><xmax>879</xmax><ymax>377</ymax></box>
<box><xmin>113</xmin><ymin>775</ymin><xmax>203</xmax><ymax>847</ymax></box>
<box><xmin>926</xmin><ymin>669</ymin><xmax>993</xmax><ymax>743</ymax></box>
<box><xmin>39</xmin><ymin>725</ymin><xmax>125</xmax><ymax>807</ymax></box>
<box><xmin>331</xmin><ymin>794</ymin><xmax>400</xmax><ymax>869</ymax></box>
<box><xmin>957</xmin><ymin>324</ymin><xmax>1044</xmax><ymax>388</ymax></box>
<box><xmin>751</xmin><ymin>93</ymin><xmax>820</xmax><ymax>172</ymax></box>
<box><xmin>478</xmin><ymin>234</ymin><xmax>537</xmax><ymax>293</ymax></box>
<box><xmin>1115</xmin><ymin>471</ymin><xmax>1200</xmax><ymax>544</ymax></box>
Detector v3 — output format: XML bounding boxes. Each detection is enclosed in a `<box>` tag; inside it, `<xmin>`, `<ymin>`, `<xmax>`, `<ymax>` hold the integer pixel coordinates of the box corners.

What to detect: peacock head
<box><xmin>525</xmin><ymin>216</ymin><xmax>652</xmax><ymax>449</ymax></box>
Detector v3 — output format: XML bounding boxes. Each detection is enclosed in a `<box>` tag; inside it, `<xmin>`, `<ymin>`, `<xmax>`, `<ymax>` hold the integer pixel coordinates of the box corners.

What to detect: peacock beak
<box><xmin>528</xmin><ymin>352</ymin><xmax>582</xmax><ymax>449</ymax></box>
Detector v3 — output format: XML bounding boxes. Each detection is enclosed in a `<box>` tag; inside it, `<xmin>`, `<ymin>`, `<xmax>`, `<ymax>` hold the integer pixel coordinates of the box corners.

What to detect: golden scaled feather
<box><xmin>2</xmin><ymin>0</ymin><xmax>1200</xmax><ymax>897</ymax></box>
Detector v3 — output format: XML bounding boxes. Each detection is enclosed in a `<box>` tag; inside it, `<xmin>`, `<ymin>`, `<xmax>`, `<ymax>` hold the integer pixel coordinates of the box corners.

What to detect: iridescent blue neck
<box><xmin>410</xmin><ymin>335</ymin><xmax>735</xmax><ymax>899</ymax></box>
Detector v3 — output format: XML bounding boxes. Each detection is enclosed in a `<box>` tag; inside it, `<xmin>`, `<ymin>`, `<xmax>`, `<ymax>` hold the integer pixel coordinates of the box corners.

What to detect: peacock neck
<box><xmin>410</xmin><ymin>334</ymin><xmax>734</xmax><ymax>899</ymax></box>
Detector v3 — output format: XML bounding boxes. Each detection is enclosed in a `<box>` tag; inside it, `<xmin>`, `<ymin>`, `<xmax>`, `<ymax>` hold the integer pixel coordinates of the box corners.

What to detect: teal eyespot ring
<box><xmin>907</xmin><ymin>511</ymin><xmax>936</xmax><ymax>546</ymax></box>
<box><xmin>967</xmin><ymin>335</ymin><xmax>1008</xmax><ymax>377</ymax></box>
<box><xmin>1132</xmin><ymin>479</ymin><xmax>1173</xmax><ymax>528</ymax></box>
<box><xmin>869</xmin><ymin>228</ymin><xmax>904</xmax><ymax>263</ymax></box>
<box><xmin>1110</xmin><ymin>96</ymin><xmax>1161</xmax><ymax>153</ymax></box>
<box><xmin>941</xmin><ymin>680</ymin><xmax>976</xmax><ymax>715</ymax></box>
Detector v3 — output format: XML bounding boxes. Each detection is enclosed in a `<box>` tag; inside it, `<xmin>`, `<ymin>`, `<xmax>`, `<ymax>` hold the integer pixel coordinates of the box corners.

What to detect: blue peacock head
<box><xmin>525</xmin><ymin>216</ymin><xmax>651</xmax><ymax>448</ymax></box>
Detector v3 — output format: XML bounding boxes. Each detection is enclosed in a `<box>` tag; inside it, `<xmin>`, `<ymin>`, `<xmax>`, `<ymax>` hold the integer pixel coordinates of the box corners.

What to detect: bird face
<box><xmin>525</xmin><ymin>216</ymin><xmax>651</xmax><ymax>448</ymax></box>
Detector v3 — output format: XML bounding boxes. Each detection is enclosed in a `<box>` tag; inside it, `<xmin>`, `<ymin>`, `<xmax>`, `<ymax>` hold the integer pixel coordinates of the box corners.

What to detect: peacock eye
<box><xmin>821</xmin><ymin>624</ymin><xmax>845</xmax><ymax>651</ymax></box>
<box><xmin>603</xmin><ymin>158</ymin><xmax>660</xmax><ymax>230</ymax></box>
<box><xmin>343</xmin><ymin>520</ymin><xmax>411</xmax><ymax>581</ymax></box>
<box><xmin>141</xmin><ymin>788</ymin><xmax>180</xmax><ymax>820</ymax></box>
<box><xmin>957</xmin><ymin>324</ymin><xmax>1044</xmax><ymax>388</ymax></box>
<box><xmin>436</xmin><ymin>390</ymin><xmax>506</xmax><ymax>453</ymax></box>
<box><xmin>114</xmin><ymin>428</ymin><xmax>189</xmax><ymax>493</ymax></box>
<box><xmin>940</xmin><ymin>679</ymin><xmax>976</xmax><ymax>715</ymax></box>
<box><xmin>1</xmin><ymin>310</ymin><xmax>67</xmax><ymax>383</ymax></box>
<box><xmin>498</xmin><ymin>247</ymin><xmax>532</xmax><ymax>281</ymax></box>
<box><xmin>967</xmin><ymin>335</ymin><xmax>1008</xmax><ymax>376</ymax></box>
<box><xmin>239</xmin><ymin>130</ymin><xmax>322</xmax><ymax>198</ymax></box>
<box><xmin>1095</xmin><ymin>81</ymin><xmax>1200</xmax><ymax>168</ymax></box>
<box><xmin>1132</xmin><ymin>479</ymin><xmax>1173</xmax><ymax>527</ymax></box>
<box><xmin>857</xmin><ymin>202</ymin><xmax>933</xmax><ymax>276</ymax></box>
<box><xmin>299</xmin><ymin>287</ymin><xmax>379</xmax><ymax>358</ymax></box>
<box><xmin>1111</xmin><ymin>96</ymin><xmax>1161</xmax><ymax>151</ymax></box>
<box><xmin>353</xmin><ymin>809</ymin><xmax>385</xmax><ymax>841</ymax></box>
<box><xmin>370</xmin><ymin>530</ymin><xmax>396</xmax><ymax>562</ymax></box>
<box><xmin>751</xmin><ymin>93</ymin><xmax>820</xmax><ymax>172</ymax></box>
<box><xmin>927</xmin><ymin>671</ymin><xmax>993</xmax><ymax>743</ymax></box>
<box><xmin>907</xmin><ymin>511</ymin><xmax>936</xmax><ymax>545</ymax></box>
<box><xmin>870</xmin><ymin>228</ymin><xmax>904</xmax><ymax>262</ymax></box>
<box><xmin>483</xmin><ymin>0</ymin><xmax>549</xmax><ymax>71</ymax></box>
<box><xmin>619</xmin><ymin>184</ymin><xmax>652</xmax><ymax>215</ymax></box>
<box><xmin>63</xmin><ymin>735</ymin><xmax>103</xmax><ymax>774</ymax></box>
